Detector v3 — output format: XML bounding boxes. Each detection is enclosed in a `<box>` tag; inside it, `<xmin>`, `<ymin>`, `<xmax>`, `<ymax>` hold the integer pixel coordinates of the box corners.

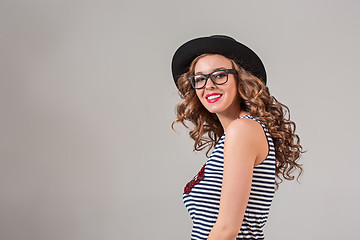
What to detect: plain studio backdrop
<box><xmin>1</xmin><ymin>0</ymin><xmax>359</xmax><ymax>239</ymax></box>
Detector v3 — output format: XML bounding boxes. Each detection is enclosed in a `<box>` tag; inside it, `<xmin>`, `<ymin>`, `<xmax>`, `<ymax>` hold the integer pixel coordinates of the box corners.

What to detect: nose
<box><xmin>204</xmin><ymin>76</ymin><xmax>216</xmax><ymax>90</ymax></box>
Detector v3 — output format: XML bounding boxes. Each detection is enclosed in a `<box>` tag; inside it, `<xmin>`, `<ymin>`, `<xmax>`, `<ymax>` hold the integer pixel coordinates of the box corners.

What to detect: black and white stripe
<box><xmin>183</xmin><ymin>115</ymin><xmax>276</xmax><ymax>240</ymax></box>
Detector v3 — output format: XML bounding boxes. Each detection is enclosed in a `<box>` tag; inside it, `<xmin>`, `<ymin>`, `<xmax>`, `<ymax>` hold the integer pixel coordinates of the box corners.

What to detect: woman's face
<box><xmin>194</xmin><ymin>54</ymin><xmax>241</xmax><ymax>116</ymax></box>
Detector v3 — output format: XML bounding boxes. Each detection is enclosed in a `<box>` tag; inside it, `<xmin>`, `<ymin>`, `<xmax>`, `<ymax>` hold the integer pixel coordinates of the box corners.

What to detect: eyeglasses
<box><xmin>188</xmin><ymin>69</ymin><xmax>237</xmax><ymax>89</ymax></box>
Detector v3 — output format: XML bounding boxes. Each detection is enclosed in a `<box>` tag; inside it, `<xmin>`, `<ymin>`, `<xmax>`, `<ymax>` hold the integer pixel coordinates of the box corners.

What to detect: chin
<box><xmin>206</xmin><ymin>108</ymin><xmax>217</xmax><ymax>114</ymax></box>
<box><xmin>203</xmin><ymin>104</ymin><xmax>224</xmax><ymax>114</ymax></box>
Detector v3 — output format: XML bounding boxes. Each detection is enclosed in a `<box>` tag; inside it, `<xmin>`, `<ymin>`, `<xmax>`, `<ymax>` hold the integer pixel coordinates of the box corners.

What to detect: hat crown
<box><xmin>209</xmin><ymin>35</ymin><xmax>236</xmax><ymax>41</ymax></box>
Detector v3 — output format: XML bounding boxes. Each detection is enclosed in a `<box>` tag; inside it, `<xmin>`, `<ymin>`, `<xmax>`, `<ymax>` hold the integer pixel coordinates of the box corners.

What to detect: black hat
<box><xmin>171</xmin><ymin>35</ymin><xmax>267</xmax><ymax>88</ymax></box>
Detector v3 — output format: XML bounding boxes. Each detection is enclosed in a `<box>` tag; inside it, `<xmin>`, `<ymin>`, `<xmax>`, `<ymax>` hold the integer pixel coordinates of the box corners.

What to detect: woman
<box><xmin>171</xmin><ymin>35</ymin><xmax>303</xmax><ymax>240</ymax></box>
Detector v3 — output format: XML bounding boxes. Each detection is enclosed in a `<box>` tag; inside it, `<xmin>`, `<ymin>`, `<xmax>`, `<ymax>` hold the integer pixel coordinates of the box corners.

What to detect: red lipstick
<box><xmin>205</xmin><ymin>93</ymin><xmax>222</xmax><ymax>103</ymax></box>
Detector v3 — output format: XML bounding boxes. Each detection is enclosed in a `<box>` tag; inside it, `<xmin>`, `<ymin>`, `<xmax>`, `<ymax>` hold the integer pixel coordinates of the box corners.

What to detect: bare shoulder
<box><xmin>225</xmin><ymin>117</ymin><xmax>267</xmax><ymax>162</ymax></box>
<box><xmin>226</xmin><ymin>117</ymin><xmax>264</xmax><ymax>141</ymax></box>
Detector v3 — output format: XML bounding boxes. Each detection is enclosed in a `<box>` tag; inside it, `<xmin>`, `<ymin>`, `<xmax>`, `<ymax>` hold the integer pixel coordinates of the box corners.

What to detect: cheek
<box><xmin>223</xmin><ymin>85</ymin><xmax>239</xmax><ymax>104</ymax></box>
<box><xmin>195</xmin><ymin>89</ymin><xmax>203</xmax><ymax>100</ymax></box>
<box><xmin>228</xmin><ymin>81</ymin><xmax>239</xmax><ymax>100</ymax></box>
<box><xmin>230</xmin><ymin>87</ymin><xmax>239</xmax><ymax>99</ymax></box>
<box><xmin>195</xmin><ymin>90</ymin><xmax>208</xmax><ymax>107</ymax></box>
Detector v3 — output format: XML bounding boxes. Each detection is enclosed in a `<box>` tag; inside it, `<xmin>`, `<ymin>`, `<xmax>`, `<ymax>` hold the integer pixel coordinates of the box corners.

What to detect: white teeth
<box><xmin>207</xmin><ymin>94</ymin><xmax>221</xmax><ymax>100</ymax></box>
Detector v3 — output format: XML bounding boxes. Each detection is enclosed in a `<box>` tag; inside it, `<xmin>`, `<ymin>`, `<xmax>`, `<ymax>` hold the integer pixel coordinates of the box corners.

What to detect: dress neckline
<box><xmin>237</xmin><ymin>114</ymin><xmax>252</xmax><ymax>119</ymax></box>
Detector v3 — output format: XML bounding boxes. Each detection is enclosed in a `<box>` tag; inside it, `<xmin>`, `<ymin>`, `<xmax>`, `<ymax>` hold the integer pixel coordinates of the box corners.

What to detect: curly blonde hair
<box><xmin>171</xmin><ymin>54</ymin><xmax>304</xmax><ymax>188</ymax></box>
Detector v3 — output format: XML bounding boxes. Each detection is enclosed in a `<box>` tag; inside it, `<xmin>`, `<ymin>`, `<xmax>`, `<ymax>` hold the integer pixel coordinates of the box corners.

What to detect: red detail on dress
<box><xmin>184</xmin><ymin>163</ymin><xmax>206</xmax><ymax>194</ymax></box>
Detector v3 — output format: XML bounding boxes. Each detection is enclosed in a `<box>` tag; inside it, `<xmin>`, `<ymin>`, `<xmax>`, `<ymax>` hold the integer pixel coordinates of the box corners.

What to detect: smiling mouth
<box><xmin>206</xmin><ymin>94</ymin><xmax>222</xmax><ymax>103</ymax></box>
<box><xmin>207</xmin><ymin>94</ymin><xmax>222</xmax><ymax>100</ymax></box>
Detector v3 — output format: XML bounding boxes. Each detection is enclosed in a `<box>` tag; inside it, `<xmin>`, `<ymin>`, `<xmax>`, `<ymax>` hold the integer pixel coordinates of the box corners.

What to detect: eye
<box><xmin>194</xmin><ymin>75</ymin><xmax>206</xmax><ymax>83</ymax></box>
<box><xmin>213</xmin><ymin>71</ymin><xmax>226</xmax><ymax>79</ymax></box>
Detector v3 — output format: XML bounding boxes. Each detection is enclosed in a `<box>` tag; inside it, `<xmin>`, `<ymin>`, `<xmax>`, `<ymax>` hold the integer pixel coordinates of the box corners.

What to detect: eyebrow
<box><xmin>195</xmin><ymin>67</ymin><xmax>228</xmax><ymax>75</ymax></box>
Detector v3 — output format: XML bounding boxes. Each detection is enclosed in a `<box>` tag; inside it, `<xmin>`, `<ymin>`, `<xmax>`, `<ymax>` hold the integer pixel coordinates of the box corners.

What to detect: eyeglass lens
<box><xmin>191</xmin><ymin>70</ymin><xmax>228</xmax><ymax>89</ymax></box>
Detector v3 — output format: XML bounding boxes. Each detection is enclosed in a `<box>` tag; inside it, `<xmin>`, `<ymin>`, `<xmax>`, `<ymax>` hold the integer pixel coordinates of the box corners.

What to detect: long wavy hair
<box><xmin>172</xmin><ymin>54</ymin><xmax>304</xmax><ymax>188</ymax></box>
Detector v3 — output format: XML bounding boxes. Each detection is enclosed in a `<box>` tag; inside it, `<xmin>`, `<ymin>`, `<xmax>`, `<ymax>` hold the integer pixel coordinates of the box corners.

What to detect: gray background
<box><xmin>1</xmin><ymin>0</ymin><xmax>359</xmax><ymax>239</ymax></box>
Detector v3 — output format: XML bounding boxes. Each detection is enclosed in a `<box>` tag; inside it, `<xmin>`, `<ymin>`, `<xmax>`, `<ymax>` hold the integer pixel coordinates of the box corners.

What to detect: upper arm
<box><xmin>215</xmin><ymin>118</ymin><xmax>266</xmax><ymax>234</ymax></box>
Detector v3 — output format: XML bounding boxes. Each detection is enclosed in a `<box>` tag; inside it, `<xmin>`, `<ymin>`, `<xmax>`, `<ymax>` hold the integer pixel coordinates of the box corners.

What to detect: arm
<box><xmin>207</xmin><ymin>119</ymin><xmax>265</xmax><ymax>240</ymax></box>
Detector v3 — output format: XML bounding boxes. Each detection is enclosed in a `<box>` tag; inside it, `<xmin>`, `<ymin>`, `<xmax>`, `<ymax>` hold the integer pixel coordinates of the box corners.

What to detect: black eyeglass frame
<box><xmin>188</xmin><ymin>69</ymin><xmax>237</xmax><ymax>89</ymax></box>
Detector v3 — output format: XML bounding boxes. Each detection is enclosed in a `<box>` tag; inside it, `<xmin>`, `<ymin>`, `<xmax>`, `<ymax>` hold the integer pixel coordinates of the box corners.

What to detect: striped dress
<box><xmin>183</xmin><ymin>115</ymin><xmax>276</xmax><ymax>240</ymax></box>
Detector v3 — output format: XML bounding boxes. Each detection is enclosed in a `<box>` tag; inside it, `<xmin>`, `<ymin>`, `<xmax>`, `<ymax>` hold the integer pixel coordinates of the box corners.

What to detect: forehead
<box><xmin>194</xmin><ymin>54</ymin><xmax>233</xmax><ymax>73</ymax></box>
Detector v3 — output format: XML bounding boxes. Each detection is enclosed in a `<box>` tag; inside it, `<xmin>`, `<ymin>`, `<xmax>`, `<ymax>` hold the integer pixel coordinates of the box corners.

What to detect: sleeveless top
<box><xmin>183</xmin><ymin>115</ymin><xmax>276</xmax><ymax>240</ymax></box>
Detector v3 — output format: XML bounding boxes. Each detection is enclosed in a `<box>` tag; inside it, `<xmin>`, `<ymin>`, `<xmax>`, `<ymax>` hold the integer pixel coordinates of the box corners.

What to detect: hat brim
<box><xmin>171</xmin><ymin>35</ymin><xmax>267</xmax><ymax>88</ymax></box>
